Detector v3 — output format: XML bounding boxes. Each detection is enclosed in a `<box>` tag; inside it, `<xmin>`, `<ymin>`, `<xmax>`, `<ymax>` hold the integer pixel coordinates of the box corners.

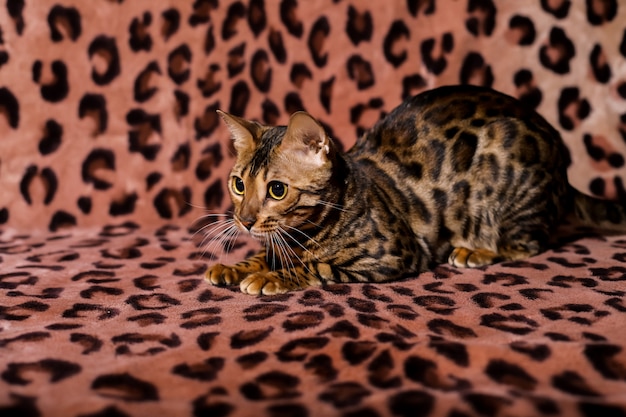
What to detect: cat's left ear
<box><xmin>282</xmin><ymin>112</ymin><xmax>332</xmax><ymax>166</ymax></box>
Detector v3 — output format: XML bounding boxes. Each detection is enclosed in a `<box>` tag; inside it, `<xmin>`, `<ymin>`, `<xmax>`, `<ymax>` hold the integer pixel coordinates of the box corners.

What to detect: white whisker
<box><xmin>317</xmin><ymin>200</ymin><xmax>353</xmax><ymax>213</ymax></box>
<box><xmin>197</xmin><ymin>217</ymin><xmax>241</xmax><ymax>264</ymax></box>
<box><xmin>197</xmin><ymin>219</ymin><xmax>235</xmax><ymax>243</ymax></box>
<box><xmin>276</xmin><ymin>226</ymin><xmax>316</xmax><ymax>282</ymax></box>
<box><xmin>222</xmin><ymin>224</ymin><xmax>241</xmax><ymax>255</ymax></box>
<box><xmin>305</xmin><ymin>219</ymin><xmax>324</xmax><ymax>229</ymax></box>
<box><xmin>275</xmin><ymin>232</ymin><xmax>300</xmax><ymax>284</ymax></box>
<box><xmin>190</xmin><ymin>212</ymin><xmax>233</xmax><ymax>238</ymax></box>
<box><xmin>284</xmin><ymin>224</ymin><xmax>321</xmax><ymax>248</ymax></box>
<box><xmin>280</xmin><ymin>225</ymin><xmax>319</xmax><ymax>259</ymax></box>
<box><xmin>191</xmin><ymin>217</ymin><xmax>231</xmax><ymax>241</ymax></box>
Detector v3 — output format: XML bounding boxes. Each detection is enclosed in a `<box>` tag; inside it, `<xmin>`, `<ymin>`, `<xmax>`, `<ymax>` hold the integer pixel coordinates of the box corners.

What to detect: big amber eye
<box><xmin>232</xmin><ymin>176</ymin><xmax>245</xmax><ymax>195</ymax></box>
<box><xmin>267</xmin><ymin>181</ymin><xmax>288</xmax><ymax>200</ymax></box>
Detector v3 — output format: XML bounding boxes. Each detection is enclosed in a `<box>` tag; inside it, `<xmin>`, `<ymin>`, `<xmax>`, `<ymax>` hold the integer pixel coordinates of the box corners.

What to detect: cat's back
<box><xmin>349</xmin><ymin>85</ymin><xmax>568</xmax><ymax>181</ymax></box>
<box><xmin>345</xmin><ymin>85</ymin><xmax>571</xmax><ymax>253</ymax></box>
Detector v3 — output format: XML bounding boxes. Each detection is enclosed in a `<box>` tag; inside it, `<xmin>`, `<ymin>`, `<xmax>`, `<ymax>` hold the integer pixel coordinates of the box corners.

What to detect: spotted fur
<box><xmin>2</xmin><ymin>2</ymin><xmax>626</xmax><ymax>415</ymax></box>
<box><xmin>206</xmin><ymin>85</ymin><xmax>626</xmax><ymax>295</ymax></box>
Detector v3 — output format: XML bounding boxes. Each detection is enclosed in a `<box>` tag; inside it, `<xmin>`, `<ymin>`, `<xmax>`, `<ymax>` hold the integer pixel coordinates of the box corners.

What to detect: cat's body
<box><xmin>205</xmin><ymin>85</ymin><xmax>626</xmax><ymax>295</ymax></box>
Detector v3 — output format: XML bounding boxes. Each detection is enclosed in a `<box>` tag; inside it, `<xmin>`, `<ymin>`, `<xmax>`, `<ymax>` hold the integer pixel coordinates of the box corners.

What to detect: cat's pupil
<box><xmin>268</xmin><ymin>181</ymin><xmax>287</xmax><ymax>200</ymax></box>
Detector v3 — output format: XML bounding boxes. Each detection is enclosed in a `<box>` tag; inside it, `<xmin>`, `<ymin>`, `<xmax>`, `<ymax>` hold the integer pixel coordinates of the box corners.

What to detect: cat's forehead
<box><xmin>244</xmin><ymin>126</ymin><xmax>286</xmax><ymax>177</ymax></box>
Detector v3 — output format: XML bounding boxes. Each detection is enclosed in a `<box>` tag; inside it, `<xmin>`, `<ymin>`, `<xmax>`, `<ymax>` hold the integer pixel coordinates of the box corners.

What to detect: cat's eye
<box><xmin>268</xmin><ymin>181</ymin><xmax>288</xmax><ymax>200</ymax></box>
<box><xmin>232</xmin><ymin>176</ymin><xmax>245</xmax><ymax>195</ymax></box>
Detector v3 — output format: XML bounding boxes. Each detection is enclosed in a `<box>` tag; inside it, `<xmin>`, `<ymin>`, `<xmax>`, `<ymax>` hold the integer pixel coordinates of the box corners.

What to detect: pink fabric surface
<box><xmin>1</xmin><ymin>1</ymin><xmax>626</xmax><ymax>416</ymax></box>
<box><xmin>1</xmin><ymin>224</ymin><xmax>626</xmax><ymax>416</ymax></box>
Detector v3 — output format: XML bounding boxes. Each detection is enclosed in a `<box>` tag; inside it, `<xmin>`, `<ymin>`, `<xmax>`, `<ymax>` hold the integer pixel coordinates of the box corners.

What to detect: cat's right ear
<box><xmin>217</xmin><ymin>110</ymin><xmax>260</xmax><ymax>153</ymax></box>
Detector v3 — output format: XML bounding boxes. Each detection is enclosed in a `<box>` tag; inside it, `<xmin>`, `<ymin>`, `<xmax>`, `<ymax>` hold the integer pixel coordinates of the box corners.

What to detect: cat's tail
<box><xmin>570</xmin><ymin>186</ymin><xmax>626</xmax><ymax>231</ymax></box>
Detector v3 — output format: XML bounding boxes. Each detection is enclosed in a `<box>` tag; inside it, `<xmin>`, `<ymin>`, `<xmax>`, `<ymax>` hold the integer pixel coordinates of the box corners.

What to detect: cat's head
<box><xmin>218</xmin><ymin>110</ymin><xmax>339</xmax><ymax>239</ymax></box>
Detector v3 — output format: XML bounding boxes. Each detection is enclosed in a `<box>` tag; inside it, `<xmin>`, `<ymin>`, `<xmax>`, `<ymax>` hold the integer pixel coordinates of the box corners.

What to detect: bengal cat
<box><xmin>203</xmin><ymin>85</ymin><xmax>625</xmax><ymax>295</ymax></box>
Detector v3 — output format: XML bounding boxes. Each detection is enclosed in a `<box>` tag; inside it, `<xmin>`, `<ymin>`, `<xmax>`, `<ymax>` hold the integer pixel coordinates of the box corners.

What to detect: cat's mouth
<box><xmin>234</xmin><ymin>216</ymin><xmax>274</xmax><ymax>239</ymax></box>
<box><xmin>235</xmin><ymin>216</ymin><xmax>298</xmax><ymax>245</ymax></box>
<box><xmin>249</xmin><ymin>225</ymin><xmax>281</xmax><ymax>241</ymax></box>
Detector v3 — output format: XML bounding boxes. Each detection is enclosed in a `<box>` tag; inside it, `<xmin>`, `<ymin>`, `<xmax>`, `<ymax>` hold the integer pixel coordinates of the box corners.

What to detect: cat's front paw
<box><xmin>240</xmin><ymin>272</ymin><xmax>290</xmax><ymax>295</ymax></box>
<box><xmin>205</xmin><ymin>263</ymin><xmax>244</xmax><ymax>286</ymax></box>
<box><xmin>449</xmin><ymin>247</ymin><xmax>502</xmax><ymax>268</ymax></box>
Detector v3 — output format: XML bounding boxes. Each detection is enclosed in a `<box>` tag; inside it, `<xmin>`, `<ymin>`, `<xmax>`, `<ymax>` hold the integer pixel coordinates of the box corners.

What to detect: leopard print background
<box><xmin>0</xmin><ymin>0</ymin><xmax>625</xmax><ymax>231</ymax></box>
<box><xmin>1</xmin><ymin>1</ymin><xmax>626</xmax><ymax>416</ymax></box>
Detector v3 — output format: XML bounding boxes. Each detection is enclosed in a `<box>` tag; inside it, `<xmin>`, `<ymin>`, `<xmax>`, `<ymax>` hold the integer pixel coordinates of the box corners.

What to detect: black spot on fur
<box><xmin>32</xmin><ymin>60</ymin><xmax>69</xmax><ymax>102</ymax></box>
<box><xmin>459</xmin><ymin>52</ymin><xmax>493</xmax><ymax>87</ymax></box>
<box><xmin>557</xmin><ymin>87</ymin><xmax>590</xmax><ymax>131</ymax></box>
<box><xmin>88</xmin><ymin>36</ymin><xmax>121</xmax><ymax>85</ymax></box>
<box><xmin>189</xmin><ymin>0</ymin><xmax>217</xmax><ymax>26</ymax></box>
<box><xmin>466</xmin><ymin>0</ymin><xmax>496</xmax><ymax>36</ymax></box>
<box><xmin>126</xmin><ymin>109</ymin><xmax>162</xmax><ymax>160</ymax></box>
<box><xmin>347</xmin><ymin>55</ymin><xmax>375</xmax><ymax>90</ymax></box>
<box><xmin>0</xmin><ymin>87</ymin><xmax>19</xmax><ymax>129</ymax></box>
<box><xmin>134</xmin><ymin>61</ymin><xmax>160</xmax><ymax>102</ymax></box>
<box><xmin>452</xmin><ymin>132</ymin><xmax>478</xmax><ymax>172</ymax></box>
<box><xmin>248</xmin><ymin>0</ymin><xmax>266</xmax><ymax>36</ymax></box>
<box><xmin>168</xmin><ymin>44</ymin><xmax>191</xmax><ymax>84</ymax></box>
<box><xmin>308</xmin><ymin>17</ymin><xmax>330</xmax><ymax>67</ymax></box>
<box><xmin>110</xmin><ymin>193</ymin><xmax>138</xmax><ymax>216</ymax></box>
<box><xmin>407</xmin><ymin>0</ymin><xmax>435</xmax><ymax>16</ymax></box>
<box><xmin>39</xmin><ymin>119</ymin><xmax>63</xmax><ymax>155</ymax></box>
<box><xmin>48</xmin><ymin>210</ymin><xmax>76</xmax><ymax>232</ymax></box>
<box><xmin>129</xmin><ymin>12</ymin><xmax>152</xmax><ymax>52</ymax></box>
<box><xmin>19</xmin><ymin>165</ymin><xmax>57</xmax><ymax>205</ymax></box>
<box><xmin>539</xmin><ymin>27</ymin><xmax>575</xmax><ymax>74</ymax></box>
<box><xmin>514</xmin><ymin>69</ymin><xmax>542</xmax><ymax>109</ymax></box>
<box><xmin>82</xmin><ymin>148</ymin><xmax>115</xmax><ymax>190</ymax></box>
<box><xmin>346</xmin><ymin>6</ymin><xmax>373</xmax><ymax>46</ymax></box>
<box><xmin>280</xmin><ymin>0</ymin><xmax>303</xmax><ymax>38</ymax></box>
<box><xmin>540</xmin><ymin>0</ymin><xmax>570</xmax><ymax>18</ymax></box>
<box><xmin>422</xmin><ymin>33</ymin><xmax>453</xmax><ymax>75</ymax></box>
<box><xmin>48</xmin><ymin>5</ymin><xmax>81</xmax><ymax>42</ymax></box>
<box><xmin>92</xmin><ymin>373</ymin><xmax>159</xmax><ymax>401</ymax></box>
<box><xmin>2</xmin><ymin>359</ymin><xmax>81</xmax><ymax>385</ymax></box>
<box><xmin>268</xmin><ymin>28</ymin><xmax>287</xmax><ymax>63</ymax></box>
<box><xmin>222</xmin><ymin>2</ymin><xmax>245</xmax><ymax>40</ymax></box>
<box><xmin>78</xmin><ymin>93</ymin><xmax>108</xmax><ymax>135</ymax></box>
<box><xmin>172</xmin><ymin>358</ymin><xmax>225</xmax><ymax>381</ymax></box>
<box><xmin>508</xmin><ymin>15</ymin><xmax>535</xmax><ymax>45</ymax></box>
<box><xmin>161</xmin><ymin>8</ymin><xmax>180</xmax><ymax>40</ymax></box>
<box><xmin>485</xmin><ymin>359</ymin><xmax>538</xmax><ymax>391</ymax></box>
<box><xmin>251</xmin><ymin>49</ymin><xmax>271</xmax><ymax>92</ymax></box>
<box><xmin>589</xmin><ymin>43</ymin><xmax>611</xmax><ymax>83</ymax></box>
<box><xmin>384</xmin><ymin>20</ymin><xmax>410</xmax><ymax>68</ymax></box>
<box><xmin>585</xmin><ymin>0</ymin><xmax>617</xmax><ymax>25</ymax></box>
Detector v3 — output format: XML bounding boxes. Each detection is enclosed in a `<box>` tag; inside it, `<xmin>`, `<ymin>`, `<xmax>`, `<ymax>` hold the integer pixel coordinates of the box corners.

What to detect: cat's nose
<box><xmin>239</xmin><ymin>217</ymin><xmax>255</xmax><ymax>230</ymax></box>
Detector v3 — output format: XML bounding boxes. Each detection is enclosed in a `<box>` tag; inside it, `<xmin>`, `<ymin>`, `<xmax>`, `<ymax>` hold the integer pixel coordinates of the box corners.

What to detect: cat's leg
<box><xmin>448</xmin><ymin>230</ymin><xmax>546</xmax><ymax>268</ymax></box>
<box><xmin>205</xmin><ymin>250</ymin><xmax>269</xmax><ymax>286</ymax></box>
<box><xmin>207</xmin><ymin>251</ymin><xmax>325</xmax><ymax>295</ymax></box>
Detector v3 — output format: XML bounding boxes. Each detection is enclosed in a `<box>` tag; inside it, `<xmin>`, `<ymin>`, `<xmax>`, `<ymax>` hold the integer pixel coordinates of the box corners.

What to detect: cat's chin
<box><xmin>248</xmin><ymin>231</ymin><xmax>265</xmax><ymax>241</ymax></box>
<box><xmin>247</xmin><ymin>228</ymin><xmax>276</xmax><ymax>241</ymax></box>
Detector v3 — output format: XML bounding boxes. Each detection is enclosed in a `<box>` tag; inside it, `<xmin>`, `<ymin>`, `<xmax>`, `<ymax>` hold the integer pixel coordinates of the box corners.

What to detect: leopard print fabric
<box><xmin>0</xmin><ymin>0</ymin><xmax>625</xmax><ymax>231</ymax></box>
<box><xmin>1</xmin><ymin>1</ymin><xmax>626</xmax><ymax>416</ymax></box>
<box><xmin>2</xmin><ymin>225</ymin><xmax>626</xmax><ymax>416</ymax></box>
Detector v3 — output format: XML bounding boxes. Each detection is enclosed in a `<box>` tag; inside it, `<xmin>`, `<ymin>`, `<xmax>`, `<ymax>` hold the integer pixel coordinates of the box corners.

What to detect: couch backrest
<box><xmin>0</xmin><ymin>1</ymin><xmax>624</xmax><ymax>231</ymax></box>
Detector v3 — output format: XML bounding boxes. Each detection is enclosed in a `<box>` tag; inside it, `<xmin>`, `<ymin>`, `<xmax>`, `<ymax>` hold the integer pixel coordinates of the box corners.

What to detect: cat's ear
<box><xmin>282</xmin><ymin>112</ymin><xmax>331</xmax><ymax>166</ymax></box>
<box><xmin>217</xmin><ymin>110</ymin><xmax>261</xmax><ymax>153</ymax></box>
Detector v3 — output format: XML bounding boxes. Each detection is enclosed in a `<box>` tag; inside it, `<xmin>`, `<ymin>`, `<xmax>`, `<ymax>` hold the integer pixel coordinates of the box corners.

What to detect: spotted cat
<box><xmin>204</xmin><ymin>85</ymin><xmax>625</xmax><ymax>295</ymax></box>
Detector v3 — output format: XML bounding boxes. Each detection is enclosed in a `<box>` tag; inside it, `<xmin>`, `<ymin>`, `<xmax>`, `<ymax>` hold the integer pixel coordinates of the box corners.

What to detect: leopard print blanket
<box><xmin>1</xmin><ymin>1</ymin><xmax>626</xmax><ymax>416</ymax></box>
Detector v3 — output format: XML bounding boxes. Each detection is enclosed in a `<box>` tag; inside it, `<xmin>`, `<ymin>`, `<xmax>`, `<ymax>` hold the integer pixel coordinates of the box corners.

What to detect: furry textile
<box><xmin>1</xmin><ymin>1</ymin><xmax>626</xmax><ymax>416</ymax></box>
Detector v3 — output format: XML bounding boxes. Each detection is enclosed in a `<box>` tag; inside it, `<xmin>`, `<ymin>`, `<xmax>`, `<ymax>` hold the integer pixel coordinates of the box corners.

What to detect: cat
<box><xmin>203</xmin><ymin>84</ymin><xmax>626</xmax><ymax>295</ymax></box>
